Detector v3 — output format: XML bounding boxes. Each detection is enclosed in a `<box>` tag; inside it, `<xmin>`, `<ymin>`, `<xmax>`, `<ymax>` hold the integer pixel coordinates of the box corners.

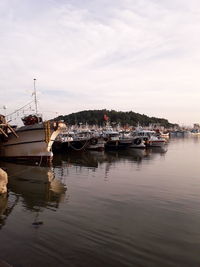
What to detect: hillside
<box><xmin>55</xmin><ymin>109</ymin><xmax>176</xmax><ymax>128</ymax></box>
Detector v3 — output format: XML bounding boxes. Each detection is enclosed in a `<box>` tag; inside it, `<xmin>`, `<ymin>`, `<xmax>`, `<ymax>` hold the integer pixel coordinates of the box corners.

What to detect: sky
<box><xmin>0</xmin><ymin>0</ymin><xmax>200</xmax><ymax>126</ymax></box>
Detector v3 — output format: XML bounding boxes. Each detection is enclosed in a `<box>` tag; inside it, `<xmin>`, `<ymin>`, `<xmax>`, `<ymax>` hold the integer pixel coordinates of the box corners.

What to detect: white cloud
<box><xmin>0</xmin><ymin>0</ymin><xmax>200</xmax><ymax>125</ymax></box>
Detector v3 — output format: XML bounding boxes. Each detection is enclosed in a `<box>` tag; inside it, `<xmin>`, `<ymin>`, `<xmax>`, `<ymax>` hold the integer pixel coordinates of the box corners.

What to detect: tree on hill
<box><xmin>55</xmin><ymin>109</ymin><xmax>176</xmax><ymax>128</ymax></box>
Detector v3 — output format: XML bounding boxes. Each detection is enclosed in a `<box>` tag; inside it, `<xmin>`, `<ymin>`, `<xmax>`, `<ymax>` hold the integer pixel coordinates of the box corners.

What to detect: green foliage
<box><xmin>55</xmin><ymin>109</ymin><xmax>176</xmax><ymax>128</ymax></box>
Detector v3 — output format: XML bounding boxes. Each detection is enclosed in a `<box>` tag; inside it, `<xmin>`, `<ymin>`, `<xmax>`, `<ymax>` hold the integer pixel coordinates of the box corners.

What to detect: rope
<box><xmin>69</xmin><ymin>139</ymin><xmax>90</xmax><ymax>151</ymax></box>
<box><xmin>38</xmin><ymin>156</ymin><xmax>43</xmax><ymax>167</ymax></box>
<box><xmin>6</xmin><ymin>100</ymin><xmax>34</xmax><ymax>118</ymax></box>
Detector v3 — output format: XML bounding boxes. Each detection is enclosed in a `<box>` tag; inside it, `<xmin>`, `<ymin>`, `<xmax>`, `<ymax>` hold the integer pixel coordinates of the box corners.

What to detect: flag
<box><xmin>104</xmin><ymin>114</ymin><xmax>109</xmax><ymax>121</ymax></box>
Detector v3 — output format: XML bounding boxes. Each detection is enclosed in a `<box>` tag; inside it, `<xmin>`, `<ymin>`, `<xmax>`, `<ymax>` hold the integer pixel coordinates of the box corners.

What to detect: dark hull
<box><xmin>52</xmin><ymin>140</ymin><xmax>90</xmax><ymax>153</ymax></box>
<box><xmin>105</xmin><ymin>140</ymin><xmax>131</xmax><ymax>150</ymax></box>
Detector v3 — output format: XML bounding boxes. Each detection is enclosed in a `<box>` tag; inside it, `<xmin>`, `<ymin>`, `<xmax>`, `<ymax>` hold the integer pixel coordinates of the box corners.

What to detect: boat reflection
<box><xmin>52</xmin><ymin>146</ymin><xmax>168</xmax><ymax>169</ymax></box>
<box><xmin>0</xmin><ymin>147</ymin><xmax>167</xmax><ymax>229</ymax></box>
<box><xmin>0</xmin><ymin>161</ymin><xmax>67</xmax><ymax>229</ymax></box>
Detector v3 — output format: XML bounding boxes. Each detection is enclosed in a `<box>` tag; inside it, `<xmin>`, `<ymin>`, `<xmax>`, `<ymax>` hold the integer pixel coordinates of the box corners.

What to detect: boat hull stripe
<box><xmin>2</xmin><ymin>140</ymin><xmax>46</xmax><ymax>147</ymax></box>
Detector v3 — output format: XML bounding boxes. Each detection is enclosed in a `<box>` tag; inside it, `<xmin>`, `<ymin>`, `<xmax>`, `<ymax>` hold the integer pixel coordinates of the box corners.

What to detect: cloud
<box><xmin>0</xmin><ymin>0</ymin><xmax>200</xmax><ymax>124</ymax></box>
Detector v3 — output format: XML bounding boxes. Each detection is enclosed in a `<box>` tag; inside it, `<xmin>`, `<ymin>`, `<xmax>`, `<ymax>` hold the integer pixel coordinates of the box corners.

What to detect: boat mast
<box><xmin>33</xmin><ymin>78</ymin><xmax>38</xmax><ymax>115</ymax></box>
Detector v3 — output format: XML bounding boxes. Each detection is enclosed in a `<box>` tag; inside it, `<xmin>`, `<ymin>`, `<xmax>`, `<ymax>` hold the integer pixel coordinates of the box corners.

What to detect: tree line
<box><xmin>55</xmin><ymin>109</ymin><xmax>177</xmax><ymax>128</ymax></box>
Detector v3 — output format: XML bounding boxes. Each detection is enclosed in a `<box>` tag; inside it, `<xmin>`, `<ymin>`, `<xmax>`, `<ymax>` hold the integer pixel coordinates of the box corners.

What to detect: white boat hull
<box><xmin>0</xmin><ymin>123</ymin><xmax>63</xmax><ymax>162</ymax></box>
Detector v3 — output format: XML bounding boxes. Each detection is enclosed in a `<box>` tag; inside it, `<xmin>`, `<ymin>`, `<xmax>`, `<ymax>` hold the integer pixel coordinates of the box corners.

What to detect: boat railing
<box><xmin>0</xmin><ymin>115</ymin><xmax>18</xmax><ymax>139</ymax></box>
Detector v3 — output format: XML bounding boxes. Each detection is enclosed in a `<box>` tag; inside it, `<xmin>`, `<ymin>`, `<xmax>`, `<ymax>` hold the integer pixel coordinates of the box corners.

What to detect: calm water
<box><xmin>1</xmin><ymin>137</ymin><xmax>200</xmax><ymax>267</ymax></box>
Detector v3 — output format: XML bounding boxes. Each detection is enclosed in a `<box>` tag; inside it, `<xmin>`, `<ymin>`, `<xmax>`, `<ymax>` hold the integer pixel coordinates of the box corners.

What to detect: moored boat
<box><xmin>145</xmin><ymin>135</ymin><xmax>166</xmax><ymax>147</ymax></box>
<box><xmin>118</xmin><ymin>131</ymin><xmax>134</xmax><ymax>149</ymax></box>
<box><xmin>191</xmin><ymin>129</ymin><xmax>200</xmax><ymax>136</ymax></box>
<box><xmin>87</xmin><ymin>130</ymin><xmax>105</xmax><ymax>151</ymax></box>
<box><xmin>130</xmin><ymin>137</ymin><xmax>146</xmax><ymax>148</ymax></box>
<box><xmin>131</xmin><ymin>127</ymin><xmax>167</xmax><ymax>147</ymax></box>
<box><xmin>102</xmin><ymin>128</ymin><xmax>120</xmax><ymax>150</ymax></box>
<box><xmin>0</xmin><ymin>79</ymin><xmax>67</xmax><ymax>163</ymax></box>
<box><xmin>0</xmin><ymin>114</ymin><xmax>66</xmax><ymax>163</ymax></box>
<box><xmin>53</xmin><ymin>129</ymin><xmax>105</xmax><ymax>152</ymax></box>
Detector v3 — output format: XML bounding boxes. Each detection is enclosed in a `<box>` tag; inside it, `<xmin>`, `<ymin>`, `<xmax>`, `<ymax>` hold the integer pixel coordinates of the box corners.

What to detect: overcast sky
<box><xmin>0</xmin><ymin>0</ymin><xmax>200</xmax><ymax>125</ymax></box>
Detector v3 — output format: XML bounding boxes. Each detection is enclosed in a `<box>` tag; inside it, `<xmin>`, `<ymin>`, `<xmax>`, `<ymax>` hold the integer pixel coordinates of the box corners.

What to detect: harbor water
<box><xmin>0</xmin><ymin>136</ymin><xmax>200</xmax><ymax>266</ymax></box>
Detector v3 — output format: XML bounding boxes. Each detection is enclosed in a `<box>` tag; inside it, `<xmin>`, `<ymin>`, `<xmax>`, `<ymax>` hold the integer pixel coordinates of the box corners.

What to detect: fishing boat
<box><xmin>87</xmin><ymin>130</ymin><xmax>105</xmax><ymax>151</ymax></box>
<box><xmin>53</xmin><ymin>129</ymin><xmax>105</xmax><ymax>152</ymax></box>
<box><xmin>131</xmin><ymin>127</ymin><xmax>167</xmax><ymax>147</ymax></box>
<box><xmin>101</xmin><ymin>126</ymin><xmax>119</xmax><ymax>150</ymax></box>
<box><xmin>118</xmin><ymin>130</ymin><xmax>145</xmax><ymax>148</ymax></box>
<box><xmin>191</xmin><ymin>129</ymin><xmax>200</xmax><ymax>136</ymax></box>
<box><xmin>0</xmin><ymin>80</ymin><xmax>66</xmax><ymax>163</ymax></box>
<box><xmin>160</xmin><ymin>131</ymin><xmax>170</xmax><ymax>138</ymax></box>
<box><xmin>119</xmin><ymin>131</ymin><xmax>136</xmax><ymax>148</ymax></box>
<box><xmin>130</xmin><ymin>136</ymin><xmax>146</xmax><ymax>148</ymax></box>
<box><xmin>102</xmin><ymin>127</ymin><xmax>131</xmax><ymax>150</ymax></box>
<box><xmin>0</xmin><ymin>114</ymin><xmax>66</xmax><ymax>163</ymax></box>
<box><xmin>146</xmin><ymin>134</ymin><xmax>167</xmax><ymax>147</ymax></box>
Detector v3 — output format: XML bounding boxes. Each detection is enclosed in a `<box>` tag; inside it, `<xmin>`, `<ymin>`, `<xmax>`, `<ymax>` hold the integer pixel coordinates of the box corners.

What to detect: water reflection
<box><xmin>53</xmin><ymin>146</ymin><xmax>168</xmax><ymax>169</ymax></box>
<box><xmin>107</xmin><ymin>146</ymin><xmax>167</xmax><ymax>163</ymax></box>
<box><xmin>1</xmin><ymin>139</ymin><xmax>200</xmax><ymax>267</ymax></box>
<box><xmin>0</xmin><ymin>162</ymin><xmax>67</xmax><ymax>229</ymax></box>
<box><xmin>0</xmin><ymin>194</ymin><xmax>8</xmax><ymax>229</ymax></box>
<box><xmin>0</xmin><ymin>147</ymin><xmax>167</xmax><ymax>230</ymax></box>
<box><xmin>51</xmin><ymin>147</ymin><xmax>168</xmax><ymax>182</ymax></box>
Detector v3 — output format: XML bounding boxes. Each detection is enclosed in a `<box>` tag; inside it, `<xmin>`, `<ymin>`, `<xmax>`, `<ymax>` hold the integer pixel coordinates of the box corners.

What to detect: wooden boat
<box><xmin>0</xmin><ymin>114</ymin><xmax>66</xmax><ymax>163</ymax></box>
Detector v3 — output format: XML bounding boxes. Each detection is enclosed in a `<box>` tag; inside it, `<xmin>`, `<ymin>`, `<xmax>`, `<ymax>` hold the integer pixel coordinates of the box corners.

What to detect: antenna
<box><xmin>33</xmin><ymin>78</ymin><xmax>38</xmax><ymax>115</ymax></box>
